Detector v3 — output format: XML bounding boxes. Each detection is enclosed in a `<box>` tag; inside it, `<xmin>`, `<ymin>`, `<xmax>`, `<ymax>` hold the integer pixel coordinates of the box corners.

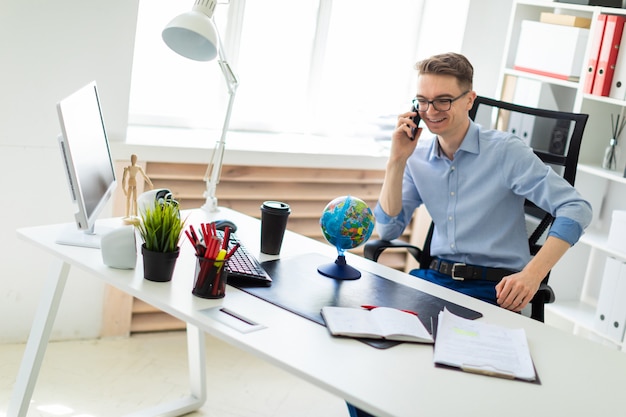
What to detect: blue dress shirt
<box><xmin>374</xmin><ymin>120</ymin><xmax>593</xmax><ymax>272</ymax></box>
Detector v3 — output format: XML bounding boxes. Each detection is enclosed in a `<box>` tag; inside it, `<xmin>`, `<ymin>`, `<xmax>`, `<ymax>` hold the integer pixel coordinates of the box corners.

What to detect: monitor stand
<box><xmin>55</xmin><ymin>222</ymin><xmax>113</xmax><ymax>249</ymax></box>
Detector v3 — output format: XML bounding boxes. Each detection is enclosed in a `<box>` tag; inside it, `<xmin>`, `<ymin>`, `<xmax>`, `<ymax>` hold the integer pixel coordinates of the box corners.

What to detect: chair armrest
<box><xmin>363</xmin><ymin>239</ymin><xmax>423</xmax><ymax>263</ymax></box>
<box><xmin>530</xmin><ymin>282</ymin><xmax>555</xmax><ymax>322</ymax></box>
<box><xmin>533</xmin><ymin>282</ymin><xmax>555</xmax><ymax>305</ymax></box>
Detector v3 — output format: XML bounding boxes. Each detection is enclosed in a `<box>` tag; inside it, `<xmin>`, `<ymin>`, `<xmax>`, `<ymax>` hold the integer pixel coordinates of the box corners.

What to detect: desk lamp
<box><xmin>162</xmin><ymin>0</ymin><xmax>239</xmax><ymax>212</ymax></box>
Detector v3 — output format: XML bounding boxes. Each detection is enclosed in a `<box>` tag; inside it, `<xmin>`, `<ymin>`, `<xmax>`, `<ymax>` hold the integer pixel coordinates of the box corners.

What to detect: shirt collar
<box><xmin>428</xmin><ymin>119</ymin><xmax>480</xmax><ymax>161</ymax></box>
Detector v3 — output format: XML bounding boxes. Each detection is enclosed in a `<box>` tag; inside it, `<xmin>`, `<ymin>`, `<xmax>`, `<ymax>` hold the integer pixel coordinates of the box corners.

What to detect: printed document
<box><xmin>433</xmin><ymin>308</ymin><xmax>536</xmax><ymax>381</ymax></box>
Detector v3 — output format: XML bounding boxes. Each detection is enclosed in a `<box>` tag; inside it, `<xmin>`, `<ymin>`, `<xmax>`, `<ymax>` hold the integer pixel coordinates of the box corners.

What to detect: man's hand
<box><xmin>495</xmin><ymin>271</ymin><xmax>542</xmax><ymax>312</ymax></box>
<box><xmin>390</xmin><ymin>110</ymin><xmax>422</xmax><ymax>162</ymax></box>
<box><xmin>496</xmin><ymin>236</ymin><xmax>571</xmax><ymax>312</ymax></box>
<box><xmin>378</xmin><ymin>110</ymin><xmax>423</xmax><ymax>217</ymax></box>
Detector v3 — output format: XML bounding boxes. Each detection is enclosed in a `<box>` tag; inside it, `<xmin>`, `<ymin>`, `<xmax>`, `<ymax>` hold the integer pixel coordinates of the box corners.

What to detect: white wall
<box><xmin>0</xmin><ymin>0</ymin><xmax>510</xmax><ymax>344</ymax></box>
<box><xmin>461</xmin><ymin>0</ymin><xmax>514</xmax><ymax>97</ymax></box>
<box><xmin>413</xmin><ymin>0</ymin><xmax>512</xmax><ymax>98</ymax></box>
<box><xmin>0</xmin><ymin>0</ymin><xmax>139</xmax><ymax>342</ymax></box>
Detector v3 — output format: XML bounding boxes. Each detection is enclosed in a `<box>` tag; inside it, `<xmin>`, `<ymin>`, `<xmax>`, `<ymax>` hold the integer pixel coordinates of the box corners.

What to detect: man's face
<box><xmin>415</xmin><ymin>73</ymin><xmax>474</xmax><ymax>140</ymax></box>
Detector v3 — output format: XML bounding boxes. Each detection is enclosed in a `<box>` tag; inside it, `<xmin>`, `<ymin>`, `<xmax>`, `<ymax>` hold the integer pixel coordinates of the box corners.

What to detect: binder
<box><xmin>607</xmin><ymin>261</ymin><xmax>626</xmax><ymax>342</ymax></box>
<box><xmin>594</xmin><ymin>257</ymin><xmax>620</xmax><ymax>336</ymax></box>
<box><xmin>509</xmin><ymin>78</ymin><xmax>538</xmax><ymax>145</ymax></box>
<box><xmin>584</xmin><ymin>14</ymin><xmax>607</xmax><ymax>94</ymax></box>
<box><xmin>509</xmin><ymin>78</ymin><xmax>558</xmax><ymax>148</ymax></box>
<box><xmin>609</xmin><ymin>28</ymin><xmax>626</xmax><ymax>100</ymax></box>
<box><xmin>592</xmin><ymin>15</ymin><xmax>626</xmax><ymax>97</ymax></box>
<box><xmin>507</xmin><ymin>112</ymin><xmax>526</xmax><ymax>145</ymax></box>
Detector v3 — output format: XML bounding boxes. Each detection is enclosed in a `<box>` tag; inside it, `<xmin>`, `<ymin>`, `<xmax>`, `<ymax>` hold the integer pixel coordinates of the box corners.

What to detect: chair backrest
<box><xmin>468</xmin><ymin>96</ymin><xmax>588</xmax><ymax>255</ymax></box>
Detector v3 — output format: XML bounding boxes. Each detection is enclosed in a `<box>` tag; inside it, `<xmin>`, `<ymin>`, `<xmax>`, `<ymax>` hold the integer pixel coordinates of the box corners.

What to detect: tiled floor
<box><xmin>0</xmin><ymin>331</ymin><xmax>348</xmax><ymax>417</ymax></box>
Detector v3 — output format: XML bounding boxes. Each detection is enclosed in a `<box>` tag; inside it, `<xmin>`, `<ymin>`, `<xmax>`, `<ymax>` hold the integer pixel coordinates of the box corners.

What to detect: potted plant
<box><xmin>135</xmin><ymin>198</ymin><xmax>186</xmax><ymax>282</ymax></box>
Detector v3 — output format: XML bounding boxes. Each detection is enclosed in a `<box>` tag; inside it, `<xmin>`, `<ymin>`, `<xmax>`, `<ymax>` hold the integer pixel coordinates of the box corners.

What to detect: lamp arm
<box><xmin>202</xmin><ymin>25</ymin><xmax>239</xmax><ymax>212</ymax></box>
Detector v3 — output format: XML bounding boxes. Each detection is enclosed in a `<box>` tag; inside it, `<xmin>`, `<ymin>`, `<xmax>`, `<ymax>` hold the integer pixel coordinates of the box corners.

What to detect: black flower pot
<box><xmin>141</xmin><ymin>244</ymin><xmax>180</xmax><ymax>282</ymax></box>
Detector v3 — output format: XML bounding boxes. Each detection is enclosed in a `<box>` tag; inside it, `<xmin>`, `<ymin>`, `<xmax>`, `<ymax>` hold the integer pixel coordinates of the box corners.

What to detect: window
<box><xmin>129</xmin><ymin>0</ymin><xmax>425</xmax><ymax>140</ymax></box>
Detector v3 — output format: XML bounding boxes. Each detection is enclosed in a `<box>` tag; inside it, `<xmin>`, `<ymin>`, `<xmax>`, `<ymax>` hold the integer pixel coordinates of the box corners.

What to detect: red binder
<box><xmin>584</xmin><ymin>14</ymin><xmax>607</xmax><ymax>94</ymax></box>
<box><xmin>593</xmin><ymin>14</ymin><xmax>626</xmax><ymax>97</ymax></box>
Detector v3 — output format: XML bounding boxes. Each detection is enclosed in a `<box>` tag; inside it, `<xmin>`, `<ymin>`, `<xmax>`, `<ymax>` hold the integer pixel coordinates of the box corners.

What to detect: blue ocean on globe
<box><xmin>320</xmin><ymin>195</ymin><xmax>375</xmax><ymax>253</ymax></box>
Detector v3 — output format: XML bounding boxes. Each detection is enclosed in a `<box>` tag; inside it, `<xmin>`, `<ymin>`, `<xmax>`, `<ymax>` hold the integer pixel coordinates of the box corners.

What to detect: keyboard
<box><xmin>217</xmin><ymin>230</ymin><xmax>272</xmax><ymax>287</ymax></box>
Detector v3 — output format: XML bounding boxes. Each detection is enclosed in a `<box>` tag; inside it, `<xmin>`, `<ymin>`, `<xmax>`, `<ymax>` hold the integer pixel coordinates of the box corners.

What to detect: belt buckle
<box><xmin>451</xmin><ymin>263</ymin><xmax>466</xmax><ymax>281</ymax></box>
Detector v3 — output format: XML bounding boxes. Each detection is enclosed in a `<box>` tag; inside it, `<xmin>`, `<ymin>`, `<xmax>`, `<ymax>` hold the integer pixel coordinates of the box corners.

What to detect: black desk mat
<box><xmin>231</xmin><ymin>253</ymin><xmax>482</xmax><ymax>349</ymax></box>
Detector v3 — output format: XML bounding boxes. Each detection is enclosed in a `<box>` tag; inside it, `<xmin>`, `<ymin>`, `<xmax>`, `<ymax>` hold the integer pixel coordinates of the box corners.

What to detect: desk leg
<box><xmin>8</xmin><ymin>258</ymin><xmax>207</xmax><ymax>417</ymax></box>
<box><xmin>124</xmin><ymin>323</ymin><xmax>207</xmax><ymax>417</ymax></box>
<box><xmin>8</xmin><ymin>259</ymin><xmax>71</xmax><ymax>417</ymax></box>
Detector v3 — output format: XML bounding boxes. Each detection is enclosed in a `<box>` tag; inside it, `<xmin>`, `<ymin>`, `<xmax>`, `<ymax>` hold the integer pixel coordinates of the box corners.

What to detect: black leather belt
<box><xmin>429</xmin><ymin>258</ymin><xmax>515</xmax><ymax>282</ymax></box>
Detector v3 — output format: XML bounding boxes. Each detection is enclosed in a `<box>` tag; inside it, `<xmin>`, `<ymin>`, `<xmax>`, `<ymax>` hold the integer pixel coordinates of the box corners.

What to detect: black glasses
<box><xmin>412</xmin><ymin>90</ymin><xmax>470</xmax><ymax>112</ymax></box>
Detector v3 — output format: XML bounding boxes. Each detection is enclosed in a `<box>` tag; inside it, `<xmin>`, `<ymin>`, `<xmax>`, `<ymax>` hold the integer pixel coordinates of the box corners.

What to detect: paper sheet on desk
<box><xmin>433</xmin><ymin>308</ymin><xmax>537</xmax><ymax>382</ymax></box>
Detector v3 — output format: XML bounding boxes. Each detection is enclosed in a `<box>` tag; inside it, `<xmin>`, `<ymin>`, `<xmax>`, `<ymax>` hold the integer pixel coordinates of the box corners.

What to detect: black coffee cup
<box><xmin>260</xmin><ymin>201</ymin><xmax>291</xmax><ymax>255</ymax></box>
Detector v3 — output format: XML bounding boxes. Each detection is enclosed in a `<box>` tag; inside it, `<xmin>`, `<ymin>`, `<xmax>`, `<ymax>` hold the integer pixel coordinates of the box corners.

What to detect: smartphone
<box><xmin>410</xmin><ymin>106</ymin><xmax>421</xmax><ymax>140</ymax></box>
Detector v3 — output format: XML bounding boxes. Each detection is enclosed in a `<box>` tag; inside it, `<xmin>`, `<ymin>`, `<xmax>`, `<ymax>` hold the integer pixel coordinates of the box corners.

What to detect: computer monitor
<box><xmin>55</xmin><ymin>81</ymin><xmax>117</xmax><ymax>248</ymax></box>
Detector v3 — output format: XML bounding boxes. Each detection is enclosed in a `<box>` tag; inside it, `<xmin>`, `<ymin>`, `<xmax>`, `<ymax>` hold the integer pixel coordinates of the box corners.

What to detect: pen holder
<box><xmin>192</xmin><ymin>256</ymin><xmax>228</xmax><ymax>299</ymax></box>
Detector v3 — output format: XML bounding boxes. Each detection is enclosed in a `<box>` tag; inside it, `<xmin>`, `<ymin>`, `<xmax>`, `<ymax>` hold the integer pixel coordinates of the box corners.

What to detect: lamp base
<box><xmin>317</xmin><ymin>255</ymin><xmax>361</xmax><ymax>280</ymax></box>
<box><xmin>201</xmin><ymin>192</ymin><xmax>219</xmax><ymax>213</ymax></box>
<box><xmin>201</xmin><ymin>201</ymin><xmax>219</xmax><ymax>213</ymax></box>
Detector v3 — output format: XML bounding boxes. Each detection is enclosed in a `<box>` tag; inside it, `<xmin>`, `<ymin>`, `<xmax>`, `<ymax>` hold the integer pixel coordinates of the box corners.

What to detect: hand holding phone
<box><xmin>410</xmin><ymin>106</ymin><xmax>421</xmax><ymax>140</ymax></box>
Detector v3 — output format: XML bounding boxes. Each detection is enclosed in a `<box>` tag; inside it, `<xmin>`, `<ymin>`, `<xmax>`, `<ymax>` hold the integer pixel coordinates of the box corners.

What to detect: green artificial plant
<box><xmin>136</xmin><ymin>199</ymin><xmax>185</xmax><ymax>253</ymax></box>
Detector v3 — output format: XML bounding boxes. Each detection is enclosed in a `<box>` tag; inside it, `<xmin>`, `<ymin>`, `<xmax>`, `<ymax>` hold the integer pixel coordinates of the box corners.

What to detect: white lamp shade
<box><xmin>162</xmin><ymin>10</ymin><xmax>219</xmax><ymax>62</ymax></box>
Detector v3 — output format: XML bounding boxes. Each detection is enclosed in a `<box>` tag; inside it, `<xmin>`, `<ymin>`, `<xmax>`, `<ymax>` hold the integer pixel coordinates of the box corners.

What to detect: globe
<box><xmin>318</xmin><ymin>195</ymin><xmax>375</xmax><ymax>280</ymax></box>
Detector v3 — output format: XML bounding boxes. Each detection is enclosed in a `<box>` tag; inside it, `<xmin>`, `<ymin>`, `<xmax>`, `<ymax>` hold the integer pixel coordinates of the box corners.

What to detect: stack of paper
<box><xmin>433</xmin><ymin>308</ymin><xmax>537</xmax><ymax>382</ymax></box>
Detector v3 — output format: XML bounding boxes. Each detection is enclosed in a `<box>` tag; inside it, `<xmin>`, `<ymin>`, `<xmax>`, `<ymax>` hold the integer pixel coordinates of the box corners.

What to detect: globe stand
<box><xmin>318</xmin><ymin>254</ymin><xmax>361</xmax><ymax>280</ymax></box>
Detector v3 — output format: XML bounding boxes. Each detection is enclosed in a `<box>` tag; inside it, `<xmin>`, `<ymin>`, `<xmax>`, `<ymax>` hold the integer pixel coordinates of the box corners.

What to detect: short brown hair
<box><xmin>415</xmin><ymin>52</ymin><xmax>473</xmax><ymax>91</ymax></box>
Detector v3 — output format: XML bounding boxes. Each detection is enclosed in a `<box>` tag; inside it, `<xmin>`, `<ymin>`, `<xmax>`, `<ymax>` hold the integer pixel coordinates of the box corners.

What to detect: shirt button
<box><xmin>448</xmin><ymin>216</ymin><xmax>452</xmax><ymax>221</ymax></box>
<box><xmin>450</xmin><ymin>191</ymin><xmax>455</xmax><ymax>196</ymax></box>
<box><xmin>450</xmin><ymin>243</ymin><xmax>455</xmax><ymax>248</ymax></box>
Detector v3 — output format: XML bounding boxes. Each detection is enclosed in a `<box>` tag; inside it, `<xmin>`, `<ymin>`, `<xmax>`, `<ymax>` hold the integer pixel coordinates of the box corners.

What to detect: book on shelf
<box><xmin>540</xmin><ymin>12</ymin><xmax>591</xmax><ymax>29</ymax></box>
<box><xmin>321</xmin><ymin>306</ymin><xmax>434</xmax><ymax>343</ymax></box>
<box><xmin>433</xmin><ymin>308</ymin><xmax>537</xmax><ymax>382</ymax></box>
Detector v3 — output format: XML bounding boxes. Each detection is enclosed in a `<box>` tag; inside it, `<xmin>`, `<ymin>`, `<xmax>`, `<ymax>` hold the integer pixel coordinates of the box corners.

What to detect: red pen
<box><xmin>361</xmin><ymin>305</ymin><xmax>419</xmax><ymax>316</ymax></box>
<box><xmin>221</xmin><ymin>226</ymin><xmax>231</xmax><ymax>250</ymax></box>
<box><xmin>226</xmin><ymin>242</ymin><xmax>240</xmax><ymax>259</ymax></box>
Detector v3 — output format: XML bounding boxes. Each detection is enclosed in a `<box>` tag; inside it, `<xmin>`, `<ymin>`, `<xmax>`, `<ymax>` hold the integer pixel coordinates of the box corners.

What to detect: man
<box><xmin>377</xmin><ymin>51</ymin><xmax>591</xmax><ymax>309</ymax></box>
<box><xmin>347</xmin><ymin>52</ymin><xmax>592</xmax><ymax>417</ymax></box>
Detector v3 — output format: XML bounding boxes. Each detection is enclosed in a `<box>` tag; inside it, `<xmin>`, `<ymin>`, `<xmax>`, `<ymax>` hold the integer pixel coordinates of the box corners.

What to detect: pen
<box><xmin>361</xmin><ymin>305</ymin><xmax>419</xmax><ymax>316</ymax></box>
<box><xmin>221</xmin><ymin>226</ymin><xmax>231</xmax><ymax>250</ymax></box>
<box><xmin>226</xmin><ymin>242</ymin><xmax>240</xmax><ymax>259</ymax></box>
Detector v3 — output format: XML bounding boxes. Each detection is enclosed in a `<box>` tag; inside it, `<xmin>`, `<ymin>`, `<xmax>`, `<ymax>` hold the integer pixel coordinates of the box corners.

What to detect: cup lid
<box><xmin>261</xmin><ymin>201</ymin><xmax>291</xmax><ymax>213</ymax></box>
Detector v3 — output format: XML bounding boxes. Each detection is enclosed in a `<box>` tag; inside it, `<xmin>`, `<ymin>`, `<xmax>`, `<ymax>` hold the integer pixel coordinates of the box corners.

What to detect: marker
<box><xmin>215</xmin><ymin>249</ymin><xmax>227</xmax><ymax>271</ymax></box>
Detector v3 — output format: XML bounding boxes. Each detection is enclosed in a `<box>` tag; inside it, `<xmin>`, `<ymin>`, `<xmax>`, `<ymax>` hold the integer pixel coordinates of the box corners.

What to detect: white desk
<box><xmin>9</xmin><ymin>208</ymin><xmax>626</xmax><ymax>417</ymax></box>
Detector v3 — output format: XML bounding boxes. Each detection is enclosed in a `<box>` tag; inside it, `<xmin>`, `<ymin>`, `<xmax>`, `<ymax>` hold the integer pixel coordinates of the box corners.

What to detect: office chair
<box><xmin>364</xmin><ymin>96</ymin><xmax>588</xmax><ymax>322</ymax></box>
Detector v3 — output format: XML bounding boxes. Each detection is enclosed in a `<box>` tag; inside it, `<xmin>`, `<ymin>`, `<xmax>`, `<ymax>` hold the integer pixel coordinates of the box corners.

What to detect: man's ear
<box><xmin>466</xmin><ymin>90</ymin><xmax>477</xmax><ymax>111</ymax></box>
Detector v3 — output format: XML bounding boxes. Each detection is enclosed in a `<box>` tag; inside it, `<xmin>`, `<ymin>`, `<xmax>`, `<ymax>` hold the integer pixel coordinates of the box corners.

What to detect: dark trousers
<box><xmin>409</xmin><ymin>267</ymin><xmax>498</xmax><ymax>305</ymax></box>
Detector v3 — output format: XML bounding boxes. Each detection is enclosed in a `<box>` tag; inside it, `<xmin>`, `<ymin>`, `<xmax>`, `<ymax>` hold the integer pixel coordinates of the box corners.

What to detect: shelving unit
<box><xmin>499</xmin><ymin>0</ymin><xmax>626</xmax><ymax>348</ymax></box>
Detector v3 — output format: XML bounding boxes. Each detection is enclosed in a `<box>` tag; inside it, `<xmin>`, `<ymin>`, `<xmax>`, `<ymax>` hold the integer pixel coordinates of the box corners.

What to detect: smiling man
<box><xmin>375</xmin><ymin>52</ymin><xmax>591</xmax><ymax>311</ymax></box>
<box><xmin>346</xmin><ymin>50</ymin><xmax>592</xmax><ymax>417</ymax></box>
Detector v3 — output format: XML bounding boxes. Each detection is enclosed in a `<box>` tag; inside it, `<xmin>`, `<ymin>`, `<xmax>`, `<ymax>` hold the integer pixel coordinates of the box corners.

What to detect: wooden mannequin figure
<box><xmin>122</xmin><ymin>154</ymin><xmax>153</xmax><ymax>224</ymax></box>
